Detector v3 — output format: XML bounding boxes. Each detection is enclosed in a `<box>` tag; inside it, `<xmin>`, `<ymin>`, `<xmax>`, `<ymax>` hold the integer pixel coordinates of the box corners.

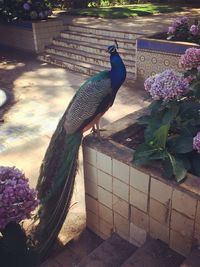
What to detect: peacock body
<box><xmin>34</xmin><ymin>43</ymin><xmax>126</xmax><ymax>261</ymax></box>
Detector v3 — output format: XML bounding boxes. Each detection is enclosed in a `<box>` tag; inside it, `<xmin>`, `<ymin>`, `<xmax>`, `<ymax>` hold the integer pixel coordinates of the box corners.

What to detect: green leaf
<box><xmin>151</xmin><ymin>124</ymin><xmax>170</xmax><ymax>148</ymax></box>
<box><xmin>133</xmin><ymin>143</ymin><xmax>167</xmax><ymax>165</ymax></box>
<box><xmin>148</xmin><ymin>100</ymin><xmax>163</xmax><ymax>114</ymax></box>
<box><xmin>169</xmin><ymin>135</ymin><xmax>193</xmax><ymax>154</ymax></box>
<box><xmin>162</xmin><ymin>158</ymin><xmax>173</xmax><ymax>179</ymax></box>
<box><xmin>191</xmin><ymin>81</ymin><xmax>200</xmax><ymax>97</ymax></box>
<box><xmin>167</xmin><ymin>153</ymin><xmax>187</xmax><ymax>182</ymax></box>
<box><xmin>191</xmin><ymin>152</ymin><xmax>200</xmax><ymax>177</ymax></box>
<box><xmin>162</xmin><ymin>105</ymin><xmax>179</xmax><ymax>124</ymax></box>
<box><xmin>137</xmin><ymin>115</ymin><xmax>151</xmax><ymax>125</ymax></box>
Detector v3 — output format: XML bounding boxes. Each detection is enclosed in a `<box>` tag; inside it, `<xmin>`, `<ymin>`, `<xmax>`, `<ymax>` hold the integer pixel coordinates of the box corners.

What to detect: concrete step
<box><xmin>66</xmin><ymin>24</ymin><xmax>141</xmax><ymax>40</ymax></box>
<box><xmin>40</xmin><ymin>228</ymin><xmax>103</xmax><ymax>267</ymax></box>
<box><xmin>38</xmin><ymin>53</ymin><xmax>136</xmax><ymax>81</ymax></box>
<box><xmin>60</xmin><ymin>31</ymin><xmax>136</xmax><ymax>49</ymax></box>
<box><xmin>180</xmin><ymin>248</ymin><xmax>200</xmax><ymax>267</ymax></box>
<box><xmin>77</xmin><ymin>233</ymin><xmax>137</xmax><ymax>267</ymax></box>
<box><xmin>121</xmin><ymin>239</ymin><xmax>185</xmax><ymax>267</ymax></box>
<box><xmin>45</xmin><ymin>45</ymin><xmax>136</xmax><ymax>72</ymax></box>
<box><xmin>52</xmin><ymin>39</ymin><xmax>136</xmax><ymax>61</ymax></box>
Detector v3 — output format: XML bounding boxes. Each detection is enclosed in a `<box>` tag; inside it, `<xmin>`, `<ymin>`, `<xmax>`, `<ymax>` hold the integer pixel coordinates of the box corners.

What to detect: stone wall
<box><xmin>0</xmin><ymin>19</ymin><xmax>65</xmax><ymax>53</ymax></box>
<box><xmin>136</xmin><ymin>37</ymin><xmax>199</xmax><ymax>80</ymax></box>
<box><xmin>83</xmin><ymin>111</ymin><xmax>200</xmax><ymax>257</ymax></box>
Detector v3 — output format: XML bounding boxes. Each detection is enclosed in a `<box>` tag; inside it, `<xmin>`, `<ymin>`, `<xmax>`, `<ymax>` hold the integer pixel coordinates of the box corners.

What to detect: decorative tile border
<box><xmin>136</xmin><ymin>37</ymin><xmax>200</xmax><ymax>80</ymax></box>
<box><xmin>83</xmin><ymin>110</ymin><xmax>200</xmax><ymax>256</ymax></box>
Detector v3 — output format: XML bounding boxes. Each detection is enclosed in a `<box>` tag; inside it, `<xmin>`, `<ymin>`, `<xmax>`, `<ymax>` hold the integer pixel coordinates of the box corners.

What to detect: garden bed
<box><xmin>83</xmin><ymin>109</ymin><xmax>200</xmax><ymax>257</ymax></box>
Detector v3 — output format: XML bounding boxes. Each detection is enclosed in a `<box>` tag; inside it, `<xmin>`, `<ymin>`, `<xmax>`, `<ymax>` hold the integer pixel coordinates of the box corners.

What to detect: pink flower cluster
<box><xmin>190</xmin><ymin>25</ymin><xmax>199</xmax><ymax>36</ymax></box>
<box><xmin>144</xmin><ymin>69</ymin><xmax>189</xmax><ymax>101</ymax></box>
<box><xmin>193</xmin><ymin>132</ymin><xmax>200</xmax><ymax>153</ymax></box>
<box><xmin>0</xmin><ymin>166</ymin><xmax>39</xmax><ymax>229</ymax></box>
<box><xmin>167</xmin><ymin>16</ymin><xmax>189</xmax><ymax>35</ymax></box>
<box><xmin>179</xmin><ymin>48</ymin><xmax>200</xmax><ymax>70</ymax></box>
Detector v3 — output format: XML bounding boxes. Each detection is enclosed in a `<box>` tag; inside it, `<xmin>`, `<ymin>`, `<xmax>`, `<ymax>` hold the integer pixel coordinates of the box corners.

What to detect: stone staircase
<box><xmin>40</xmin><ymin>228</ymin><xmax>200</xmax><ymax>267</ymax></box>
<box><xmin>38</xmin><ymin>24</ymin><xmax>139</xmax><ymax>83</ymax></box>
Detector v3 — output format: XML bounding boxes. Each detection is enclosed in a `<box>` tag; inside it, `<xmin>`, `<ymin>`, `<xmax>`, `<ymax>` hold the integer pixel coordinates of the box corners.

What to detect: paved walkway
<box><xmin>0</xmin><ymin>8</ymin><xmax>200</xmax><ymax>265</ymax></box>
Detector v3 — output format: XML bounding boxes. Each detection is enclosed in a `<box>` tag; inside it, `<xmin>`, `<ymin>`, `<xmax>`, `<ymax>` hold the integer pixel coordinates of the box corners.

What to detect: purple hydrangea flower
<box><xmin>0</xmin><ymin>166</ymin><xmax>39</xmax><ymax>229</ymax></box>
<box><xmin>144</xmin><ymin>69</ymin><xmax>189</xmax><ymax>101</ymax></box>
<box><xmin>179</xmin><ymin>48</ymin><xmax>200</xmax><ymax>70</ymax></box>
<box><xmin>168</xmin><ymin>26</ymin><xmax>176</xmax><ymax>34</ymax></box>
<box><xmin>193</xmin><ymin>132</ymin><xmax>200</xmax><ymax>153</ymax></box>
<box><xmin>23</xmin><ymin>3</ymin><xmax>30</xmax><ymax>11</ymax></box>
<box><xmin>190</xmin><ymin>25</ymin><xmax>199</xmax><ymax>36</ymax></box>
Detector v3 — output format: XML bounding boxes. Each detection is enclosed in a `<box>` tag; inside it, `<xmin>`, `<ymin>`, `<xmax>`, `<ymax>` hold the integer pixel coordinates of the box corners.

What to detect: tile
<box><xmin>84</xmin><ymin>162</ymin><xmax>98</xmax><ymax>184</ymax></box>
<box><xmin>99</xmin><ymin>203</ymin><xmax>113</xmax><ymax>225</ymax></box>
<box><xmin>130</xmin><ymin>206</ymin><xmax>149</xmax><ymax>231</ymax></box>
<box><xmin>113</xmin><ymin>195</ymin><xmax>129</xmax><ymax>219</ymax></box>
<box><xmin>86</xmin><ymin>210</ymin><xmax>99</xmax><ymax>233</ymax></box>
<box><xmin>130</xmin><ymin>167</ymin><xmax>149</xmax><ymax>194</ymax></box>
<box><xmin>196</xmin><ymin>201</ymin><xmax>200</xmax><ymax>224</ymax></box>
<box><xmin>97</xmin><ymin>170</ymin><xmax>112</xmax><ymax>192</ymax></box>
<box><xmin>130</xmin><ymin>187</ymin><xmax>148</xmax><ymax>212</ymax></box>
<box><xmin>170</xmin><ymin>229</ymin><xmax>192</xmax><ymax>256</ymax></box>
<box><xmin>85</xmin><ymin>194</ymin><xmax>98</xmax><ymax>215</ymax></box>
<box><xmin>149</xmin><ymin>198</ymin><xmax>171</xmax><ymax>225</ymax></box>
<box><xmin>130</xmin><ymin>222</ymin><xmax>147</xmax><ymax>246</ymax></box>
<box><xmin>55</xmin><ymin>249</ymin><xmax>78</xmax><ymax>267</ymax></box>
<box><xmin>112</xmin><ymin>159</ymin><xmax>130</xmax><ymax>184</ymax></box>
<box><xmin>85</xmin><ymin>178</ymin><xmax>98</xmax><ymax>199</ymax></box>
<box><xmin>149</xmin><ymin>217</ymin><xmax>169</xmax><ymax>244</ymax></box>
<box><xmin>194</xmin><ymin>222</ymin><xmax>200</xmax><ymax>246</ymax></box>
<box><xmin>99</xmin><ymin>218</ymin><xmax>113</xmax><ymax>239</ymax></box>
<box><xmin>98</xmin><ymin>186</ymin><xmax>112</xmax><ymax>209</ymax></box>
<box><xmin>172</xmin><ymin>189</ymin><xmax>197</xmax><ymax>219</ymax></box>
<box><xmin>171</xmin><ymin>210</ymin><xmax>194</xmax><ymax>238</ymax></box>
<box><xmin>150</xmin><ymin>177</ymin><xmax>173</xmax><ymax>205</ymax></box>
<box><xmin>83</xmin><ymin>146</ymin><xmax>97</xmax><ymax>166</ymax></box>
<box><xmin>114</xmin><ymin>212</ymin><xmax>130</xmax><ymax>241</ymax></box>
<box><xmin>113</xmin><ymin>178</ymin><xmax>129</xmax><ymax>202</ymax></box>
<box><xmin>40</xmin><ymin>259</ymin><xmax>62</xmax><ymax>267</ymax></box>
<box><xmin>97</xmin><ymin>151</ymin><xmax>112</xmax><ymax>175</ymax></box>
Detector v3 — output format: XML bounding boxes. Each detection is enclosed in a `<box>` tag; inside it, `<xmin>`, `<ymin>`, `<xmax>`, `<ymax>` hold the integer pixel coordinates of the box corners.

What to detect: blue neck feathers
<box><xmin>110</xmin><ymin>52</ymin><xmax>126</xmax><ymax>95</ymax></box>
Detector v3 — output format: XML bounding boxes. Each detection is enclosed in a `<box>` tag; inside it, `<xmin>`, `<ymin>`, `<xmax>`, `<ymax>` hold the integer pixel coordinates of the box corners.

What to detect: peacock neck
<box><xmin>110</xmin><ymin>52</ymin><xmax>126</xmax><ymax>95</ymax></box>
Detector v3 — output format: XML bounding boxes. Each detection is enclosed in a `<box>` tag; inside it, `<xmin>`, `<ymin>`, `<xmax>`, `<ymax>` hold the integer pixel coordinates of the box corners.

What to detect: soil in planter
<box><xmin>111</xmin><ymin>124</ymin><xmax>145</xmax><ymax>150</ymax></box>
<box><xmin>149</xmin><ymin>32</ymin><xmax>168</xmax><ymax>40</ymax></box>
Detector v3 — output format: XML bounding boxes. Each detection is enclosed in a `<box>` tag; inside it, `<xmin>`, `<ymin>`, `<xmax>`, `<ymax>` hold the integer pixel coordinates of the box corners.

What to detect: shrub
<box><xmin>133</xmin><ymin>48</ymin><xmax>200</xmax><ymax>182</ymax></box>
<box><xmin>0</xmin><ymin>166</ymin><xmax>39</xmax><ymax>229</ymax></box>
<box><xmin>0</xmin><ymin>0</ymin><xmax>52</xmax><ymax>22</ymax></box>
<box><xmin>167</xmin><ymin>16</ymin><xmax>200</xmax><ymax>45</ymax></box>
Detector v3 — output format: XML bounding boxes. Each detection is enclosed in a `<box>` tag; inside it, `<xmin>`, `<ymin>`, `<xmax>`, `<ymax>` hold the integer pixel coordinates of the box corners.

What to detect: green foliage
<box><xmin>133</xmin><ymin>66</ymin><xmax>200</xmax><ymax>182</ymax></box>
<box><xmin>0</xmin><ymin>0</ymin><xmax>52</xmax><ymax>21</ymax></box>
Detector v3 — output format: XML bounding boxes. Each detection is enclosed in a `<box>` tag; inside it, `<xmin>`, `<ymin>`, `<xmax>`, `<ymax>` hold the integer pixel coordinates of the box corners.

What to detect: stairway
<box><xmin>40</xmin><ymin>228</ymin><xmax>200</xmax><ymax>267</ymax></box>
<box><xmin>38</xmin><ymin>24</ymin><xmax>138</xmax><ymax>83</ymax></box>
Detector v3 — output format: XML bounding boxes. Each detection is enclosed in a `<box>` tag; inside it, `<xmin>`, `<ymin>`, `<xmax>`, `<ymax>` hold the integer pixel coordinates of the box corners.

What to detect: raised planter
<box><xmin>83</xmin><ymin>109</ymin><xmax>200</xmax><ymax>257</ymax></box>
<box><xmin>0</xmin><ymin>18</ymin><xmax>65</xmax><ymax>53</ymax></box>
<box><xmin>136</xmin><ymin>36</ymin><xmax>200</xmax><ymax>80</ymax></box>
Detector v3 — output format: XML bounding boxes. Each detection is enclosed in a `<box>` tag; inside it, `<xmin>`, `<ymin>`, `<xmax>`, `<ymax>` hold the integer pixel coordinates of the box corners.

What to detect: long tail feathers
<box><xmin>33</xmin><ymin>112</ymin><xmax>82</xmax><ymax>260</ymax></box>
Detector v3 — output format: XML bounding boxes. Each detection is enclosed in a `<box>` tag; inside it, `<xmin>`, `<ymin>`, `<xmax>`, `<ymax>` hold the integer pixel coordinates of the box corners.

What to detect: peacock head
<box><xmin>107</xmin><ymin>40</ymin><xmax>118</xmax><ymax>55</ymax></box>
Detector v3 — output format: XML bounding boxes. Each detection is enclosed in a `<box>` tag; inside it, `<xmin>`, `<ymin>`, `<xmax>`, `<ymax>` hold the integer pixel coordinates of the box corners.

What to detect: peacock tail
<box><xmin>34</xmin><ymin>109</ymin><xmax>82</xmax><ymax>260</ymax></box>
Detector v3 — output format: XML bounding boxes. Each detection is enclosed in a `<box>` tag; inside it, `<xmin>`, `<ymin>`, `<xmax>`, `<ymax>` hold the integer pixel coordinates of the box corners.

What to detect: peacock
<box><xmin>34</xmin><ymin>41</ymin><xmax>126</xmax><ymax>261</ymax></box>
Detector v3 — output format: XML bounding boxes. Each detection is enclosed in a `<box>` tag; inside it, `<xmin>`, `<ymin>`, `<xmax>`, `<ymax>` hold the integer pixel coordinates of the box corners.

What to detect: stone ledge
<box><xmin>83</xmin><ymin>109</ymin><xmax>200</xmax><ymax>256</ymax></box>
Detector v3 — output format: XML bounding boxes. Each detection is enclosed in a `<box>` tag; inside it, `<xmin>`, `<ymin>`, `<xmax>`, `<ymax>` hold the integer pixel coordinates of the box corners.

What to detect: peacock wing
<box><xmin>64</xmin><ymin>70</ymin><xmax>112</xmax><ymax>134</ymax></box>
